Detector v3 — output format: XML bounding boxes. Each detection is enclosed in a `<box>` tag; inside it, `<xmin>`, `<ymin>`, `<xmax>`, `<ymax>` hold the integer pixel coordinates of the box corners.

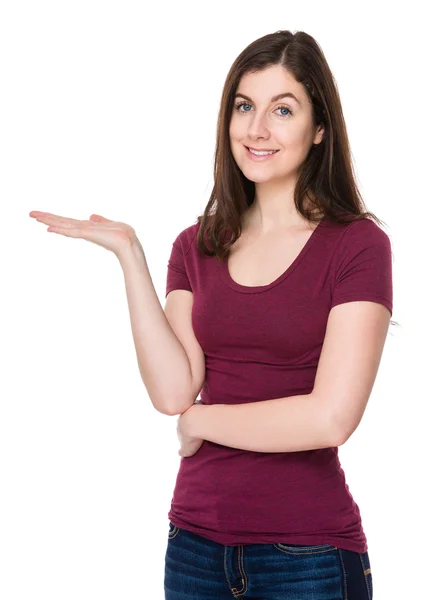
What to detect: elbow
<box><xmin>149</xmin><ymin>396</ymin><xmax>175</xmax><ymax>416</ymax></box>
<box><xmin>158</xmin><ymin>394</ymin><xmax>197</xmax><ymax>416</ymax></box>
<box><xmin>330</xmin><ymin>409</ymin><xmax>360</xmax><ymax>447</ymax></box>
<box><xmin>145</xmin><ymin>388</ymin><xmax>181</xmax><ymax>416</ymax></box>
<box><xmin>143</xmin><ymin>380</ymin><xmax>194</xmax><ymax>416</ymax></box>
<box><xmin>330</xmin><ymin>418</ymin><xmax>351</xmax><ymax>447</ymax></box>
<box><xmin>333</xmin><ymin>430</ymin><xmax>347</xmax><ymax>447</ymax></box>
<box><xmin>323</xmin><ymin>405</ymin><xmax>347</xmax><ymax>448</ymax></box>
<box><xmin>157</xmin><ymin>404</ymin><xmax>177</xmax><ymax>417</ymax></box>
<box><xmin>161</xmin><ymin>377</ymin><xmax>202</xmax><ymax>416</ymax></box>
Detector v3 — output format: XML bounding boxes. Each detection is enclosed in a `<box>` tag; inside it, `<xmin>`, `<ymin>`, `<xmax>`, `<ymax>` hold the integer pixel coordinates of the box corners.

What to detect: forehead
<box><xmin>236</xmin><ymin>65</ymin><xmax>306</xmax><ymax>105</ymax></box>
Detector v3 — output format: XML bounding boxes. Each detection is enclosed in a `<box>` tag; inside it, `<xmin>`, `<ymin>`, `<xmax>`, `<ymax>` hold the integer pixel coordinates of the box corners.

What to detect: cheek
<box><xmin>280</xmin><ymin>130</ymin><xmax>308</xmax><ymax>151</ymax></box>
<box><xmin>229</xmin><ymin>119</ymin><xmax>240</xmax><ymax>140</ymax></box>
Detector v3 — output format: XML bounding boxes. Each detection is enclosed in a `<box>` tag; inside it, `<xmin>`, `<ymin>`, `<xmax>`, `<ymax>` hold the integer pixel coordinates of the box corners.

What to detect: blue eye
<box><xmin>234</xmin><ymin>102</ymin><xmax>292</xmax><ymax>118</ymax></box>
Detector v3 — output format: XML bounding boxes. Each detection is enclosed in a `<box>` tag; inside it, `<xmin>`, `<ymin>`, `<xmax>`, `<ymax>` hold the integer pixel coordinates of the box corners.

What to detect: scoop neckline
<box><xmin>220</xmin><ymin>217</ymin><xmax>327</xmax><ymax>294</ymax></box>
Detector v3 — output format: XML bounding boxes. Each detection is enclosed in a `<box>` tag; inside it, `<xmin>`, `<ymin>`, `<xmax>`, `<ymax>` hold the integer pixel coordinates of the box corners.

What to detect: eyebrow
<box><xmin>234</xmin><ymin>92</ymin><xmax>301</xmax><ymax>106</ymax></box>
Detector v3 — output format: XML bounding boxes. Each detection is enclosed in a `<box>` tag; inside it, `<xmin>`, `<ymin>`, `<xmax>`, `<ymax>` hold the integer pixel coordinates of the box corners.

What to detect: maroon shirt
<box><xmin>165</xmin><ymin>216</ymin><xmax>393</xmax><ymax>552</ymax></box>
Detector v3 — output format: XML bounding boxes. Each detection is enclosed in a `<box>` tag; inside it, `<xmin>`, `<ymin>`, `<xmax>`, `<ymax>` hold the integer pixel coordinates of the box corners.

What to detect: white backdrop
<box><xmin>1</xmin><ymin>1</ymin><xmax>433</xmax><ymax>598</ymax></box>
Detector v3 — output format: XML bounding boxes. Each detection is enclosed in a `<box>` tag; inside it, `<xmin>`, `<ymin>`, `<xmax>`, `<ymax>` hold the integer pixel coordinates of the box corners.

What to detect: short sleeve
<box><xmin>165</xmin><ymin>233</ymin><xmax>192</xmax><ymax>298</ymax></box>
<box><xmin>331</xmin><ymin>220</ymin><xmax>393</xmax><ymax>316</ymax></box>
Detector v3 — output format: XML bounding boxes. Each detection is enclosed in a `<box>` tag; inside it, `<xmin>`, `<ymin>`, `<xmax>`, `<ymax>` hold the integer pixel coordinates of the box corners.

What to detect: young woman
<box><xmin>30</xmin><ymin>29</ymin><xmax>394</xmax><ymax>600</ymax></box>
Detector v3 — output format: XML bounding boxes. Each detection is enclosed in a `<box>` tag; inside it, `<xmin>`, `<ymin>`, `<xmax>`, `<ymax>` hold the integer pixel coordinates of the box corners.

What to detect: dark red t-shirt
<box><xmin>165</xmin><ymin>216</ymin><xmax>393</xmax><ymax>552</ymax></box>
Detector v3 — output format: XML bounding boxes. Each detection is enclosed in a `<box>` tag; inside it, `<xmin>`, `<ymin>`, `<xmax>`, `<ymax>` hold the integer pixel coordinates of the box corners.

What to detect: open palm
<box><xmin>29</xmin><ymin>211</ymin><xmax>138</xmax><ymax>259</ymax></box>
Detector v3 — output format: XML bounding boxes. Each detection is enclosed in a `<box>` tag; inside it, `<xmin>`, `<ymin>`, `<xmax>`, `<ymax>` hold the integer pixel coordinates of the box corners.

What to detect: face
<box><xmin>229</xmin><ymin>65</ymin><xmax>324</xmax><ymax>184</ymax></box>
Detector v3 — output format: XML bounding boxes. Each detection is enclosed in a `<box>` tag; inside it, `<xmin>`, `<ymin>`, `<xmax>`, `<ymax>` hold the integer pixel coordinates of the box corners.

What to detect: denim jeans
<box><xmin>164</xmin><ymin>521</ymin><xmax>373</xmax><ymax>599</ymax></box>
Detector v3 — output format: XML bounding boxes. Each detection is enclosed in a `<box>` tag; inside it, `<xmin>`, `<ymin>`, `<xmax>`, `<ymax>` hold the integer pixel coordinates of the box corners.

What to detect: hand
<box><xmin>29</xmin><ymin>211</ymin><xmax>138</xmax><ymax>260</ymax></box>
<box><xmin>177</xmin><ymin>401</ymin><xmax>205</xmax><ymax>458</ymax></box>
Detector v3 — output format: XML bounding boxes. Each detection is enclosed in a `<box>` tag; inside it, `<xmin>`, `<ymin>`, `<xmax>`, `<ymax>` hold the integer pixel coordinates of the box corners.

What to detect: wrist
<box><xmin>186</xmin><ymin>402</ymin><xmax>207</xmax><ymax>439</ymax></box>
<box><xmin>117</xmin><ymin>237</ymin><xmax>146</xmax><ymax>267</ymax></box>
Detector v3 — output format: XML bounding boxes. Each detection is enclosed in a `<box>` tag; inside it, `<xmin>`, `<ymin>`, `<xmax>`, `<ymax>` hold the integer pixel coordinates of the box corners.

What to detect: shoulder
<box><xmin>171</xmin><ymin>221</ymin><xmax>200</xmax><ymax>255</ymax></box>
<box><xmin>328</xmin><ymin>218</ymin><xmax>393</xmax><ymax>284</ymax></box>
<box><xmin>347</xmin><ymin>217</ymin><xmax>390</xmax><ymax>238</ymax></box>
<box><xmin>331</xmin><ymin>217</ymin><xmax>392</xmax><ymax>251</ymax></box>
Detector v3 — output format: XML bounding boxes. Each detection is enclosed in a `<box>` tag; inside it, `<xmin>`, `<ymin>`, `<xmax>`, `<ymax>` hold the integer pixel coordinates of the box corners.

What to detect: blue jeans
<box><xmin>165</xmin><ymin>522</ymin><xmax>373</xmax><ymax>599</ymax></box>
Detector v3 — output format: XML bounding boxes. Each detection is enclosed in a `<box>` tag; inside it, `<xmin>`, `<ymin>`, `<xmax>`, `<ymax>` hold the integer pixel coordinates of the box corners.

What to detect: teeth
<box><xmin>249</xmin><ymin>148</ymin><xmax>277</xmax><ymax>156</ymax></box>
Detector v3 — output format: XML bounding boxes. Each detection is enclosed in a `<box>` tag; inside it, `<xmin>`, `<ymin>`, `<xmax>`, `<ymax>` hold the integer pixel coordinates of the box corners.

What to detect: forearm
<box><xmin>117</xmin><ymin>241</ymin><xmax>194</xmax><ymax>415</ymax></box>
<box><xmin>189</xmin><ymin>393</ymin><xmax>340</xmax><ymax>452</ymax></box>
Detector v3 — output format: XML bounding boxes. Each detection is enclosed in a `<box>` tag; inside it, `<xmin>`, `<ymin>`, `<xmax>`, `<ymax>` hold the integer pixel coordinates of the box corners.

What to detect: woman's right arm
<box><xmin>117</xmin><ymin>239</ymin><xmax>195</xmax><ymax>416</ymax></box>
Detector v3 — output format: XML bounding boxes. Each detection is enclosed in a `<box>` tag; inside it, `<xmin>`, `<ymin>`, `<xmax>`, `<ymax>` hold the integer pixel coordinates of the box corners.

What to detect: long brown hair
<box><xmin>194</xmin><ymin>30</ymin><xmax>398</xmax><ymax>327</ymax></box>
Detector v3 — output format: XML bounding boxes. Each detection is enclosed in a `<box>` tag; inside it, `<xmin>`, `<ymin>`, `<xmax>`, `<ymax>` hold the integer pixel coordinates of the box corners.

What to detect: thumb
<box><xmin>89</xmin><ymin>214</ymin><xmax>110</xmax><ymax>222</ymax></box>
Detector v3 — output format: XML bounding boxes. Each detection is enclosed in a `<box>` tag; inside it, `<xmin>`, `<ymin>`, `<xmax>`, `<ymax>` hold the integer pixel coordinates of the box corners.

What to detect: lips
<box><xmin>245</xmin><ymin>146</ymin><xmax>279</xmax><ymax>153</ymax></box>
<box><xmin>243</xmin><ymin>145</ymin><xmax>280</xmax><ymax>161</ymax></box>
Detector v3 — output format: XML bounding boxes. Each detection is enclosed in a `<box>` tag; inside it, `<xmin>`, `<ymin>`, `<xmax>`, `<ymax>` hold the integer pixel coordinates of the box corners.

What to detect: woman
<box><xmin>30</xmin><ymin>30</ymin><xmax>394</xmax><ymax>599</ymax></box>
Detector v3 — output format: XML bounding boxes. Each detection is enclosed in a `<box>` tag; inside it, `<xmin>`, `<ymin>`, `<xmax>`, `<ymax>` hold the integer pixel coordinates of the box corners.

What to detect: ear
<box><xmin>313</xmin><ymin>125</ymin><xmax>325</xmax><ymax>146</ymax></box>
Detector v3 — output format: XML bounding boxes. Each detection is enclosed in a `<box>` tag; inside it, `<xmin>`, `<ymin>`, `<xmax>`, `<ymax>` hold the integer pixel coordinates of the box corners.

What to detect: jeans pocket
<box><xmin>273</xmin><ymin>542</ymin><xmax>337</xmax><ymax>555</ymax></box>
<box><xmin>359</xmin><ymin>551</ymin><xmax>373</xmax><ymax>599</ymax></box>
<box><xmin>168</xmin><ymin>521</ymin><xmax>180</xmax><ymax>540</ymax></box>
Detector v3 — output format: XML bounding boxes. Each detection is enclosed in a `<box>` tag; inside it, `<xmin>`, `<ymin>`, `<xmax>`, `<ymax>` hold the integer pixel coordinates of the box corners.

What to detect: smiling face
<box><xmin>229</xmin><ymin>65</ymin><xmax>324</xmax><ymax>184</ymax></box>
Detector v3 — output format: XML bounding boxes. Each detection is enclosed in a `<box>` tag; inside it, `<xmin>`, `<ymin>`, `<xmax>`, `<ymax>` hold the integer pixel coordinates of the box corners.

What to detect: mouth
<box><xmin>244</xmin><ymin>146</ymin><xmax>280</xmax><ymax>161</ymax></box>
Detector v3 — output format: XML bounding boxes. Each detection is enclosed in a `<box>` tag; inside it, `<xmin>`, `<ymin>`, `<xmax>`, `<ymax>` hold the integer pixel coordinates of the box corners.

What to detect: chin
<box><xmin>241</xmin><ymin>171</ymin><xmax>278</xmax><ymax>183</ymax></box>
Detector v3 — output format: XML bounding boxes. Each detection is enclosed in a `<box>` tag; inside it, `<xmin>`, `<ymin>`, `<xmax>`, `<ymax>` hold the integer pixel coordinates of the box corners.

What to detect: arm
<box><xmin>184</xmin><ymin>300</ymin><xmax>391</xmax><ymax>452</ymax></box>
<box><xmin>117</xmin><ymin>241</ymin><xmax>195</xmax><ymax>415</ymax></box>
<box><xmin>186</xmin><ymin>392</ymin><xmax>337</xmax><ymax>452</ymax></box>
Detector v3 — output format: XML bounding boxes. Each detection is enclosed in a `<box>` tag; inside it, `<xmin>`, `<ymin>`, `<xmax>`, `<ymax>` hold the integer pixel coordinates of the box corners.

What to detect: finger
<box><xmin>37</xmin><ymin>214</ymin><xmax>85</xmax><ymax>228</ymax></box>
<box><xmin>47</xmin><ymin>225</ymin><xmax>86</xmax><ymax>238</ymax></box>
<box><xmin>89</xmin><ymin>214</ymin><xmax>110</xmax><ymax>222</ymax></box>
<box><xmin>31</xmin><ymin>211</ymin><xmax>73</xmax><ymax>221</ymax></box>
<box><xmin>44</xmin><ymin>218</ymin><xmax>80</xmax><ymax>229</ymax></box>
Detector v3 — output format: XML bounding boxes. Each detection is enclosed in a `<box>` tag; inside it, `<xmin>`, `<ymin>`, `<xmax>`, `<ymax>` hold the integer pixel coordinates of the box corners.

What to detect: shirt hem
<box><xmin>168</xmin><ymin>513</ymin><xmax>368</xmax><ymax>554</ymax></box>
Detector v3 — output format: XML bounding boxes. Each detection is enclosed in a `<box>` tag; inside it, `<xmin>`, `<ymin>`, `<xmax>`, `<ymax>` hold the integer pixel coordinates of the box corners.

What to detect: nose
<box><xmin>247</xmin><ymin>111</ymin><xmax>271</xmax><ymax>140</ymax></box>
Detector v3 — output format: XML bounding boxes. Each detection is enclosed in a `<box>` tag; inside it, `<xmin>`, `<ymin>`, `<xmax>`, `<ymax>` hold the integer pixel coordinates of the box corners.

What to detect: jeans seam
<box><xmin>337</xmin><ymin>548</ymin><xmax>348</xmax><ymax>600</ymax></box>
<box><xmin>359</xmin><ymin>553</ymin><xmax>372</xmax><ymax>599</ymax></box>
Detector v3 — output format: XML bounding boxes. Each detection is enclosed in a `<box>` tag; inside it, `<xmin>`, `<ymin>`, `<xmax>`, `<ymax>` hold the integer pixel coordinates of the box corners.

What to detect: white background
<box><xmin>1</xmin><ymin>1</ymin><xmax>433</xmax><ymax>598</ymax></box>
